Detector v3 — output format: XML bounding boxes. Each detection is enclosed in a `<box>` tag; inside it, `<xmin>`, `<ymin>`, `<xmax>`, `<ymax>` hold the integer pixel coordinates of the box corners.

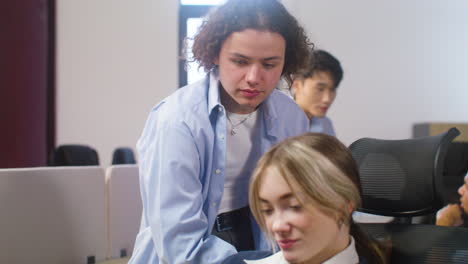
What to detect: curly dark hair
<box><xmin>190</xmin><ymin>0</ymin><xmax>313</xmax><ymax>86</ymax></box>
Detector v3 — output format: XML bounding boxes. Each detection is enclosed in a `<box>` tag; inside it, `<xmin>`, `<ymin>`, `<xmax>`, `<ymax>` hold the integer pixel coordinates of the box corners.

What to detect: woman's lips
<box><xmin>278</xmin><ymin>239</ymin><xmax>298</xmax><ymax>250</ymax></box>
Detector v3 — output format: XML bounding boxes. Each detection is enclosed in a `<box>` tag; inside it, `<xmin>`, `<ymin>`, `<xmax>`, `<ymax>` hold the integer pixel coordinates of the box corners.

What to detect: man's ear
<box><xmin>292</xmin><ymin>79</ymin><xmax>301</xmax><ymax>94</ymax></box>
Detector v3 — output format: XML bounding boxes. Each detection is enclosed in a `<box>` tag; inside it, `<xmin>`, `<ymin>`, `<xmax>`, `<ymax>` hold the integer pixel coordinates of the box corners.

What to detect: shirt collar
<box><xmin>261</xmin><ymin>92</ymin><xmax>279</xmax><ymax>139</ymax></box>
<box><xmin>323</xmin><ymin>236</ymin><xmax>359</xmax><ymax>264</ymax></box>
<box><xmin>207</xmin><ymin>69</ymin><xmax>222</xmax><ymax>115</ymax></box>
<box><xmin>245</xmin><ymin>236</ymin><xmax>358</xmax><ymax>264</ymax></box>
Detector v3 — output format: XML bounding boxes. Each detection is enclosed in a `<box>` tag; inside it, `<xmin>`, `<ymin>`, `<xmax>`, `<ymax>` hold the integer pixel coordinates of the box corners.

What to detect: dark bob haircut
<box><xmin>294</xmin><ymin>49</ymin><xmax>344</xmax><ymax>88</ymax></box>
<box><xmin>190</xmin><ymin>0</ymin><xmax>313</xmax><ymax>86</ymax></box>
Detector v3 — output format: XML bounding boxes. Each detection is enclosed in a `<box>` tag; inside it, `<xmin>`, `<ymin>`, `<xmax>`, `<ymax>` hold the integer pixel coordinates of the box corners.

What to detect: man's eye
<box><xmin>263</xmin><ymin>63</ymin><xmax>276</xmax><ymax>69</ymax></box>
<box><xmin>232</xmin><ymin>59</ymin><xmax>247</xmax><ymax>65</ymax></box>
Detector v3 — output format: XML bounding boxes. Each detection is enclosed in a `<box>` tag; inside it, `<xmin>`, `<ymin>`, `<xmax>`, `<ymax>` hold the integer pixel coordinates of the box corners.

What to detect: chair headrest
<box><xmin>349</xmin><ymin>128</ymin><xmax>459</xmax><ymax>217</ymax></box>
<box><xmin>50</xmin><ymin>144</ymin><xmax>99</xmax><ymax>166</ymax></box>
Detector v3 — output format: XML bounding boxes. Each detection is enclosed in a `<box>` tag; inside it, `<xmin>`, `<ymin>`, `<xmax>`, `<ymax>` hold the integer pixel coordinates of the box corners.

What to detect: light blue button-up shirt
<box><xmin>129</xmin><ymin>71</ymin><xmax>309</xmax><ymax>264</ymax></box>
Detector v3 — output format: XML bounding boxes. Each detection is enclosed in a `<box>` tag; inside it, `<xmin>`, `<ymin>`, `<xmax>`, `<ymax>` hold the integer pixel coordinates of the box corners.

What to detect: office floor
<box><xmin>97</xmin><ymin>257</ymin><xmax>130</xmax><ymax>264</ymax></box>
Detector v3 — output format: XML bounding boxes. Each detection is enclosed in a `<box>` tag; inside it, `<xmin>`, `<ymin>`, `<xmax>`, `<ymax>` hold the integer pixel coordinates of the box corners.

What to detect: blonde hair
<box><xmin>249</xmin><ymin>133</ymin><xmax>387</xmax><ymax>263</ymax></box>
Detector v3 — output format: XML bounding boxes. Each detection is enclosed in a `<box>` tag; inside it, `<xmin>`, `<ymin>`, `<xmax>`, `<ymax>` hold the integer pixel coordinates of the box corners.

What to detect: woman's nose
<box><xmin>271</xmin><ymin>214</ymin><xmax>291</xmax><ymax>234</ymax></box>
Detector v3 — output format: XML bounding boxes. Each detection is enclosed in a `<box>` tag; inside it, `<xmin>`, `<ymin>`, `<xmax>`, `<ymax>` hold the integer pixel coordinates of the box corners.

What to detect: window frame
<box><xmin>178</xmin><ymin>5</ymin><xmax>213</xmax><ymax>87</ymax></box>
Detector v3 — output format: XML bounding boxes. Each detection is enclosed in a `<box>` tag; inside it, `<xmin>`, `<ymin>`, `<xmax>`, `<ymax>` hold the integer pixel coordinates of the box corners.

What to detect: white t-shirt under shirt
<box><xmin>219</xmin><ymin>110</ymin><xmax>261</xmax><ymax>214</ymax></box>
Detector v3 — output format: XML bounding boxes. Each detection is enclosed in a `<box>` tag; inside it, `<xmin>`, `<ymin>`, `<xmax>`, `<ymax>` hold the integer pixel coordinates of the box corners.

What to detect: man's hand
<box><xmin>436</xmin><ymin>204</ymin><xmax>464</xmax><ymax>227</ymax></box>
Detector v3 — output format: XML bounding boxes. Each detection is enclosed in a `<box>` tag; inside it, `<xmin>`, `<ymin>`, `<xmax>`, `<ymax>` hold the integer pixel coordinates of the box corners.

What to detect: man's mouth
<box><xmin>240</xmin><ymin>89</ymin><xmax>261</xmax><ymax>98</ymax></box>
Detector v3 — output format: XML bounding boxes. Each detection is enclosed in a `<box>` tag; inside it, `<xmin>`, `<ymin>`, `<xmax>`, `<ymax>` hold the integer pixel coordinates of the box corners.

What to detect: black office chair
<box><xmin>49</xmin><ymin>144</ymin><xmax>99</xmax><ymax>166</ymax></box>
<box><xmin>111</xmin><ymin>147</ymin><xmax>136</xmax><ymax>165</ymax></box>
<box><xmin>350</xmin><ymin>128</ymin><xmax>468</xmax><ymax>263</ymax></box>
<box><xmin>222</xmin><ymin>250</ymin><xmax>272</xmax><ymax>264</ymax></box>
<box><xmin>359</xmin><ymin>223</ymin><xmax>468</xmax><ymax>264</ymax></box>
<box><xmin>223</xmin><ymin>224</ymin><xmax>468</xmax><ymax>264</ymax></box>
<box><xmin>349</xmin><ymin>127</ymin><xmax>460</xmax><ymax>221</ymax></box>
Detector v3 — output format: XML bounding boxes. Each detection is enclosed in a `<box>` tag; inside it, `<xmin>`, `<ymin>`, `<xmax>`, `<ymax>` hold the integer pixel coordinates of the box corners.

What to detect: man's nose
<box><xmin>322</xmin><ymin>90</ymin><xmax>334</xmax><ymax>104</ymax></box>
<box><xmin>246</xmin><ymin>64</ymin><xmax>261</xmax><ymax>87</ymax></box>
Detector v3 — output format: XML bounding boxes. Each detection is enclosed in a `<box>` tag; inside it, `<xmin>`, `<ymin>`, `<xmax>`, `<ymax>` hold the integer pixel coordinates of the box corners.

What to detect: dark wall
<box><xmin>0</xmin><ymin>0</ymin><xmax>54</xmax><ymax>168</ymax></box>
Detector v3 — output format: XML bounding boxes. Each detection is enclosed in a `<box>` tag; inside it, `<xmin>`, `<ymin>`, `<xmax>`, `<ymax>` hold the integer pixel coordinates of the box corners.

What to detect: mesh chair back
<box><xmin>50</xmin><ymin>144</ymin><xmax>99</xmax><ymax>166</ymax></box>
<box><xmin>349</xmin><ymin>128</ymin><xmax>459</xmax><ymax>217</ymax></box>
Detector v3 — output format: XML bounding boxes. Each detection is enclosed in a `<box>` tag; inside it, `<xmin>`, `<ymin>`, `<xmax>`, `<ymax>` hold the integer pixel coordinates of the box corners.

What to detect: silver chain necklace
<box><xmin>226</xmin><ymin>112</ymin><xmax>253</xmax><ymax>135</ymax></box>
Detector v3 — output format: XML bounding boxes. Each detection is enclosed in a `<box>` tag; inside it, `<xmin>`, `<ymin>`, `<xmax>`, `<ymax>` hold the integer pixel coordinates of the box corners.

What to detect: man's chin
<box><xmin>312</xmin><ymin>113</ymin><xmax>326</xmax><ymax>118</ymax></box>
<box><xmin>462</xmin><ymin>205</ymin><xmax>468</xmax><ymax>218</ymax></box>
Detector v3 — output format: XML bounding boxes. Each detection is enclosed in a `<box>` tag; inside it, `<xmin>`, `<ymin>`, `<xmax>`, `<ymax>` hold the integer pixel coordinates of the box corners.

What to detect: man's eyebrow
<box><xmin>229</xmin><ymin>53</ymin><xmax>282</xmax><ymax>61</ymax></box>
<box><xmin>229</xmin><ymin>53</ymin><xmax>251</xmax><ymax>60</ymax></box>
<box><xmin>263</xmin><ymin>56</ymin><xmax>283</xmax><ymax>61</ymax></box>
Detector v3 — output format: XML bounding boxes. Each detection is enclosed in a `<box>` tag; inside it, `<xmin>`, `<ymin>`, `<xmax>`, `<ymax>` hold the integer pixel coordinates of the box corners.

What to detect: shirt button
<box><xmin>219</xmin><ymin>134</ymin><xmax>225</xmax><ymax>140</ymax></box>
<box><xmin>215</xmin><ymin>169</ymin><xmax>221</xmax><ymax>174</ymax></box>
<box><xmin>219</xmin><ymin>107</ymin><xmax>223</xmax><ymax>112</ymax></box>
<box><xmin>212</xmin><ymin>202</ymin><xmax>217</xmax><ymax>207</ymax></box>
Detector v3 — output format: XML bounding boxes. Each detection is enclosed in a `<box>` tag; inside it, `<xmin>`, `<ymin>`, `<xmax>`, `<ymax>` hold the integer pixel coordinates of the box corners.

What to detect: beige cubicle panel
<box><xmin>0</xmin><ymin>166</ymin><xmax>107</xmax><ymax>264</ymax></box>
<box><xmin>105</xmin><ymin>165</ymin><xmax>142</xmax><ymax>260</ymax></box>
<box><xmin>413</xmin><ymin>123</ymin><xmax>468</xmax><ymax>142</ymax></box>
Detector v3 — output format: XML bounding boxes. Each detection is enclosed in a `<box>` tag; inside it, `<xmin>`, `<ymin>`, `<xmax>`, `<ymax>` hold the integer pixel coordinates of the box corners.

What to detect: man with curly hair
<box><xmin>129</xmin><ymin>0</ymin><xmax>312</xmax><ymax>263</ymax></box>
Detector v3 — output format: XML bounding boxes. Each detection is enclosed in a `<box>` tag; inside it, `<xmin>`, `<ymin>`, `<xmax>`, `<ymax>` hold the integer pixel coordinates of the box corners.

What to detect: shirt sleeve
<box><xmin>137</xmin><ymin>110</ymin><xmax>237</xmax><ymax>263</ymax></box>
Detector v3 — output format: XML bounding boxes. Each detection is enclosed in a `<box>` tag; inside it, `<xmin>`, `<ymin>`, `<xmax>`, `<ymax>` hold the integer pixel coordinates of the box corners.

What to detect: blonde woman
<box><xmin>229</xmin><ymin>133</ymin><xmax>387</xmax><ymax>264</ymax></box>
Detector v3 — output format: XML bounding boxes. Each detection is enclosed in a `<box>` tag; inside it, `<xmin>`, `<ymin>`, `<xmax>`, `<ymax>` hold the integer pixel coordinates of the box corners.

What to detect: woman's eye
<box><xmin>290</xmin><ymin>205</ymin><xmax>302</xmax><ymax>211</ymax></box>
<box><xmin>260</xmin><ymin>208</ymin><xmax>273</xmax><ymax>215</ymax></box>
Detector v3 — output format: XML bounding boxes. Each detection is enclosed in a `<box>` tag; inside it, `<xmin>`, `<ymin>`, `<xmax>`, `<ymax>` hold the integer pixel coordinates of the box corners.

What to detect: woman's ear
<box><xmin>213</xmin><ymin>57</ymin><xmax>219</xmax><ymax>65</ymax></box>
<box><xmin>347</xmin><ymin>201</ymin><xmax>356</xmax><ymax>214</ymax></box>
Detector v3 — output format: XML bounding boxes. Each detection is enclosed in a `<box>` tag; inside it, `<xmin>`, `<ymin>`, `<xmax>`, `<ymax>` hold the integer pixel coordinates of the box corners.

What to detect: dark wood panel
<box><xmin>0</xmin><ymin>0</ymin><xmax>54</xmax><ymax>168</ymax></box>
